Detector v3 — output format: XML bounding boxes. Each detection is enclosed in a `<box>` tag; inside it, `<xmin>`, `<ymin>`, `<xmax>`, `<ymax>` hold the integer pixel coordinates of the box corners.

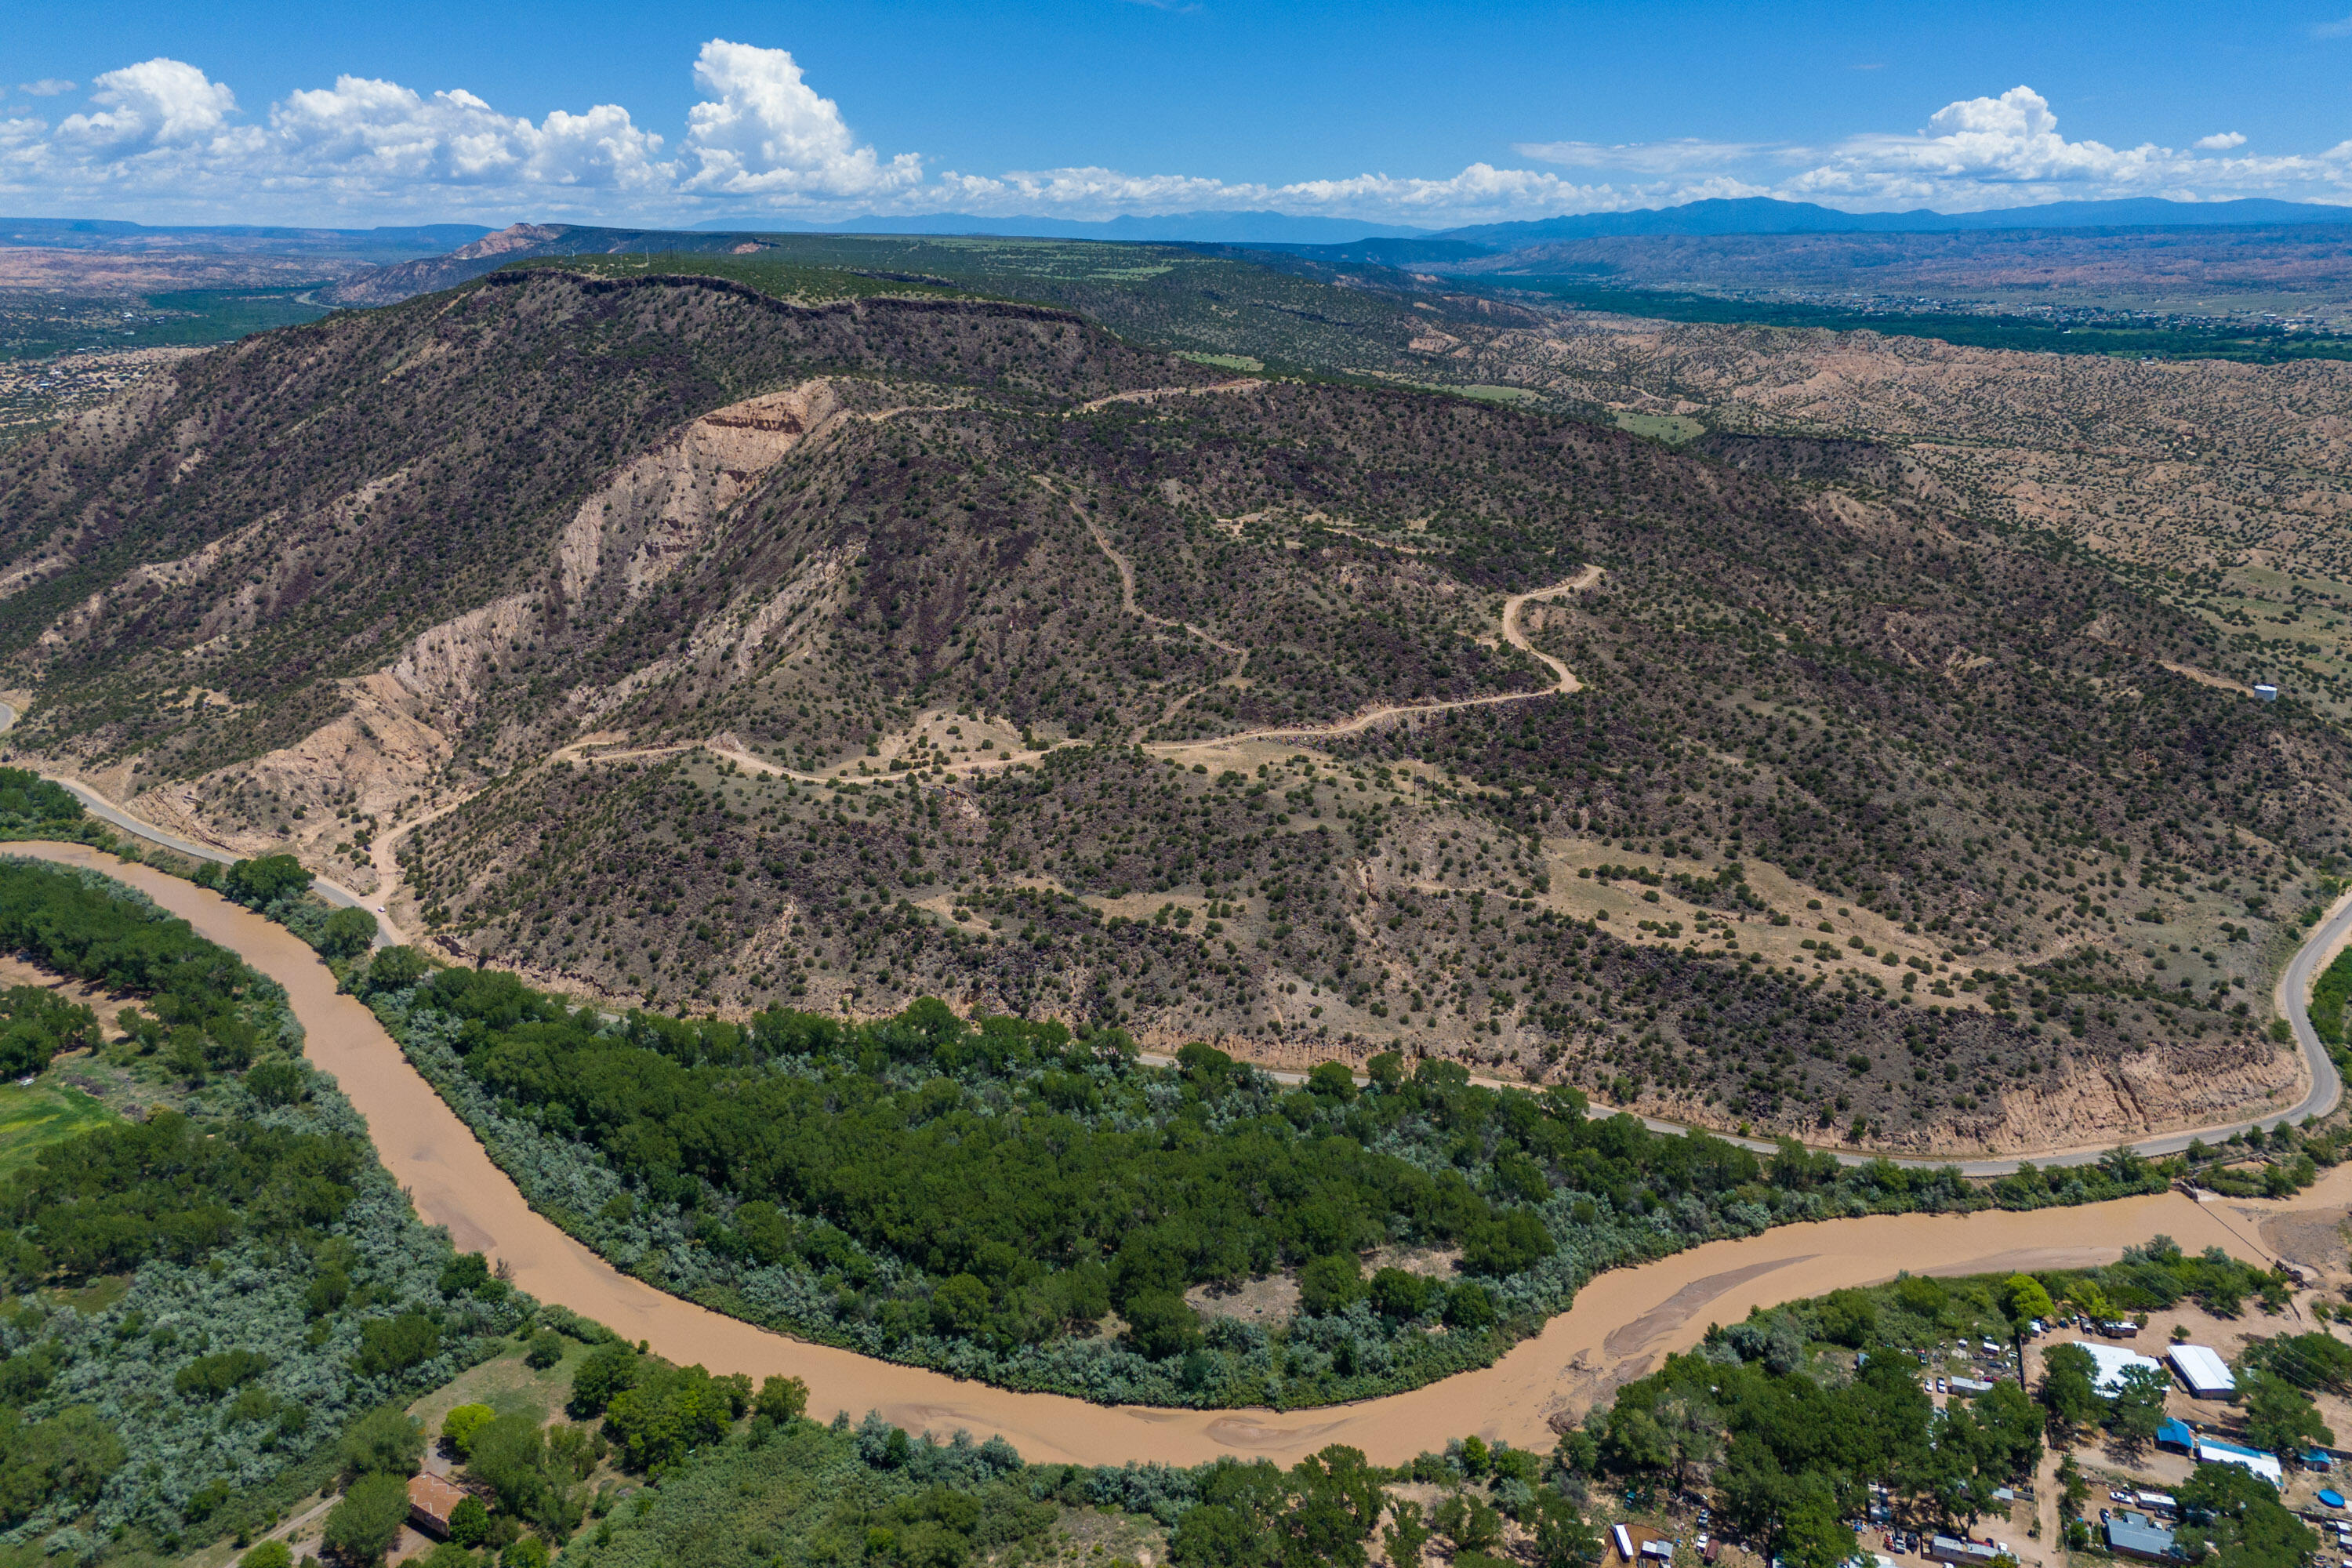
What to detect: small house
<box><xmin>2194</xmin><ymin>1439</ymin><xmax>2283</xmax><ymax>1487</ymax></box>
<box><xmin>1926</xmin><ymin>1537</ymin><xmax>2001</xmax><ymax>1566</ymax></box>
<box><xmin>2156</xmin><ymin>1419</ymin><xmax>2195</xmax><ymax>1454</ymax></box>
<box><xmin>2105</xmin><ymin>1510</ymin><xmax>2179</xmax><ymax>1563</ymax></box>
<box><xmin>408</xmin><ymin>1473</ymin><xmax>467</xmax><ymax>1540</ymax></box>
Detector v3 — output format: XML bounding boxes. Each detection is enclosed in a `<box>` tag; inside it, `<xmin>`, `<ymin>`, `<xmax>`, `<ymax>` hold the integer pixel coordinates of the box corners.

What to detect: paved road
<box><xmin>1149</xmin><ymin>898</ymin><xmax>2352</xmax><ymax>1178</ymax></box>
<box><xmin>5</xmin><ymin>701</ymin><xmax>2342</xmax><ymax>1167</ymax></box>
<box><xmin>0</xmin><ymin>701</ymin><xmax>387</xmax><ymax>941</ymax></box>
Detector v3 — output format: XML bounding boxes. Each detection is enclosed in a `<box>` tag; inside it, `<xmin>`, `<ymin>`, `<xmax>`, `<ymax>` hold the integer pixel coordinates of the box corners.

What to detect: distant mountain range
<box><xmin>24</xmin><ymin>195</ymin><xmax>2352</xmax><ymax>265</ymax></box>
<box><xmin>691</xmin><ymin>209</ymin><xmax>1436</xmax><ymax>244</ymax></box>
<box><xmin>576</xmin><ymin>195</ymin><xmax>2352</xmax><ymax>249</ymax></box>
<box><xmin>1432</xmin><ymin>195</ymin><xmax>2352</xmax><ymax>248</ymax></box>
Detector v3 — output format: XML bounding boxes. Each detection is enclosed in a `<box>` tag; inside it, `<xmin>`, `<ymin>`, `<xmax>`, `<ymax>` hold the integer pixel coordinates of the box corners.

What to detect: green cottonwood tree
<box><xmin>2037</xmin><ymin>1343</ymin><xmax>2103</xmax><ymax>1436</ymax></box>
<box><xmin>322</xmin><ymin>1472</ymin><xmax>411</xmax><ymax>1566</ymax></box>
<box><xmin>2241</xmin><ymin>1370</ymin><xmax>2333</xmax><ymax>1457</ymax></box>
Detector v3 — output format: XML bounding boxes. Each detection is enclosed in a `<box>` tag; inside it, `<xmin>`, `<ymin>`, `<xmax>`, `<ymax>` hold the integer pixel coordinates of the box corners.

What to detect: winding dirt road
<box><xmin>1149</xmin><ymin>565</ymin><xmax>1602</xmax><ymax>752</ymax></box>
<box><xmin>1075</xmin><ymin>378</ymin><xmax>1266</xmax><ymax>414</ymax></box>
<box><xmin>2</xmin><ymin>840</ymin><xmax>2320</xmax><ymax>1467</ymax></box>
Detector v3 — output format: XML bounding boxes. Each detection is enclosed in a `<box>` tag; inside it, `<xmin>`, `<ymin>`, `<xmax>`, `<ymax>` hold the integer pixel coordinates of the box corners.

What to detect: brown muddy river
<box><xmin>13</xmin><ymin>842</ymin><xmax>2316</xmax><ymax>1467</ymax></box>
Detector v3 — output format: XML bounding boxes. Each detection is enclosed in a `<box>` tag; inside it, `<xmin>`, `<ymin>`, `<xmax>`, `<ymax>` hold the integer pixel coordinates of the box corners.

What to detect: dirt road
<box><xmin>1074</xmin><ymin>378</ymin><xmax>1265</xmax><ymax>413</ymax></box>
<box><xmin>1149</xmin><ymin>564</ymin><xmax>1605</xmax><ymax>753</ymax></box>
<box><xmin>7</xmin><ymin>839</ymin><xmax>2314</xmax><ymax>1468</ymax></box>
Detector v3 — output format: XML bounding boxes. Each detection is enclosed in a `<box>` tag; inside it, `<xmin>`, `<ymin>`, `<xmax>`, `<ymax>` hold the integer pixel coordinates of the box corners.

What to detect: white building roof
<box><xmin>2168</xmin><ymin>1344</ymin><xmax>2236</xmax><ymax>1397</ymax></box>
<box><xmin>2195</xmin><ymin>1440</ymin><xmax>2283</xmax><ymax>1486</ymax></box>
<box><xmin>2072</xmin><ymin>1341</ymin><xmax>2163</xmax><ymax>1396</ymax></box>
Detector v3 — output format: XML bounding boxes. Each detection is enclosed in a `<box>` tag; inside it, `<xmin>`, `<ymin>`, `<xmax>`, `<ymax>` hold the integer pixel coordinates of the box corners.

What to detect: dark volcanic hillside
<box><xmin>0</xmin><ymin>263</ymin><xmax>2339</xmax><ymax>1154</ymax></box>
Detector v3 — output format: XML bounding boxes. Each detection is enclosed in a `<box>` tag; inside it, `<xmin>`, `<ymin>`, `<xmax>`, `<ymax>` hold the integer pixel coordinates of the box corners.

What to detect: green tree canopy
<box><xmin>2178</xmin><ymin>1460</ymin><xmax>2318</xmax><ymax>1568</ymax></box>
<box><xmin>322</xmin><ymin>1472</ymin><xmax>412</xmax><ymax>1566</ymax></box>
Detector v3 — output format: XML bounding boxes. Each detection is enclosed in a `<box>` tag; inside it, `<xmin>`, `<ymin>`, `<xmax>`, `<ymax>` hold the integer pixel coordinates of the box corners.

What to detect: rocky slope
<box><xmin>0</xmin><ymin>261</ymin><xmax>2339</xmax><ymax>1153</ymax></box>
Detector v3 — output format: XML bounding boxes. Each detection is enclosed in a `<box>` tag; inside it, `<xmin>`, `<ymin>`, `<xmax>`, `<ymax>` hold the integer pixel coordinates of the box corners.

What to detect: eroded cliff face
<box><xmin>79</xmin><ymin>380</ymin><xmax>864</xmax><ymax>885</ymax></box>
<box><xmin>387</xmin><ymin>380</ymin><xmax>846</xmax><ymax>726</ymax></box>
<box><xmin>1980</xmin><ymin>1041</ymin><xmax>2302</xmax><ymax>1153</ymax></box>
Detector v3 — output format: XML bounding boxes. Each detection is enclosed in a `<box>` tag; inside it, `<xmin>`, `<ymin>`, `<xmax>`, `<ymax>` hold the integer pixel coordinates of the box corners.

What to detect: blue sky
<box><xmin>7</xmin><ymin>0</ymin><xmax>2352</xmax><ymax>227</ymax></box>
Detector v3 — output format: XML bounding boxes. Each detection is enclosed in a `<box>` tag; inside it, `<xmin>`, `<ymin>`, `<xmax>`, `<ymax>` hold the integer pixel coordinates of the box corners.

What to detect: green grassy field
<box><xmin>0</xmin><ymin>1081</ymin><xmax>116</xmax><ymax>1180</ymax></box>
<box><xmin>1176</xmin><ymin>350</ymin><xmax>1264</xmax><ymax>372</ymax></box>
<box><xmin>134</xmin><ymin>289</ymin><xmax>334</xmax><ymax>347</ymax></box>
<box><xmin>0</xmin><ymin>289</ymin><xmax>334</xmax><ymax>361</ymax></box>
<box><xmin>1613</xmin><ymin>410</ymin><xmax>1705</xmax><ymax>444</ymax></box>
<box><xmin>1495</xmin><ymin>278</ymin><xmax>2352</xmax><ymax>363</ymax></box>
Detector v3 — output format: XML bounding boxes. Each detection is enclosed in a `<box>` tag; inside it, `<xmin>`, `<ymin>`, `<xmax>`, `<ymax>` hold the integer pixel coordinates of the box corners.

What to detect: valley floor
<box><xmin>5</xmin><ymin>840</ymin><xmax>2344</xmax><ymax>1471</ymax></box>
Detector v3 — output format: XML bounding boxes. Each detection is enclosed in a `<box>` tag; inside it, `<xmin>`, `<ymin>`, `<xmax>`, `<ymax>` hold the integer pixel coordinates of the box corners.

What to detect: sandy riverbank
<box><xmin>5</xmin><ymin>841</ymin><xmax>2325</xmax><ymax>1467</ymax></box>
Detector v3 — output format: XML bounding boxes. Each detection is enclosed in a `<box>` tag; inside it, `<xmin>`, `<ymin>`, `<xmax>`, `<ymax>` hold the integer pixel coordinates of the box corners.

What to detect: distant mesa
<box><xmin>301</xmin><ymin>194</ymin><xmax>2352</xmax><ymax>309</ymax></box>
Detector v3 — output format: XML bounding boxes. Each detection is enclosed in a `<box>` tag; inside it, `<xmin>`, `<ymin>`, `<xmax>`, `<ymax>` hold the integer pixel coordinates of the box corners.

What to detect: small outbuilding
<box><xmin>2168</xmin><ymin>1345</ymin><xmax>2236</xmax><ymax>1401</ymax></box>
<box><xmin>1612</xmin><ymin>1525</ymin><xmax>1679</xmax><ymax>1563</ymax></box>
<box><xmin>2156</xmin><ymin>1419</ymin><xmax>2195</xmax><ymax>1454</ymax></box>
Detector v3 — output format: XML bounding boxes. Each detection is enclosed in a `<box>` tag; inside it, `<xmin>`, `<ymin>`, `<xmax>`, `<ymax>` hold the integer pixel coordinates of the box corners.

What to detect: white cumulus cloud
<box><xmin>1786</xmin><ymin>85</ymin><xmax>2174</xmax><ymax>203</ymax></box>
<box><xmin>270</xmin><ymin>76</ymin><xmax>667</xmax><ymax>190</ymax></box>
<box><xmin>56</xmin><ymin>58</ymin><xmax>241</xmax><ymax>152</ymax></box>
<box><xmin>1765</xmin><ymin>85</ymin><xmax>2352</xmax><ymax>210</ymax></box>
<box><xmin>16</xmin><ymin>80</ymin><xmax>75</xmax><ymax>98</ymax></box>
<box><xmin>681</xmin><ymin>40</ymin><xmax>920</xmax><ymax>199</ymax></box>
<box><xmin>1</xmin><ymin>55</ymin><xmax>2349</xmax><ymax>229</ymax></box>
<box><xmin>1</xmin><ymin>56</ymin><xmax>672</xmax><ymax>218</ymax></box>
